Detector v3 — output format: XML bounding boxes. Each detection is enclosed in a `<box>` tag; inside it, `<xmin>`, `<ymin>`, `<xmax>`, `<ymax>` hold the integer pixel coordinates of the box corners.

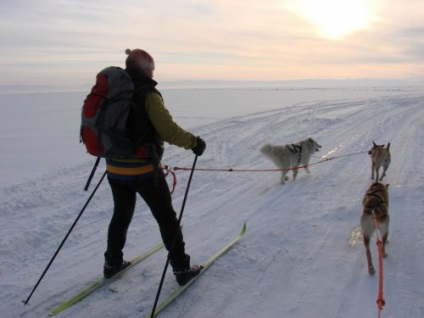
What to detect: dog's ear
<box><xmin>373</xmin><ymin>141</ymin><xmax>377</xmax><ymax>147</ymax></box>
<box><xmin>387</xmin><ymin>142</ymin><xmax>390</xmax><ymax>150</ymax></box>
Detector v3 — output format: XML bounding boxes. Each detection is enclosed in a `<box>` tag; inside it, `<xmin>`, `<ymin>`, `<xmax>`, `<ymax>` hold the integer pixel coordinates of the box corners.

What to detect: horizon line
<box><xmin>1</xmin><ymin>77</ymin><xmax>423</xmax><ymax>94</ymax></box>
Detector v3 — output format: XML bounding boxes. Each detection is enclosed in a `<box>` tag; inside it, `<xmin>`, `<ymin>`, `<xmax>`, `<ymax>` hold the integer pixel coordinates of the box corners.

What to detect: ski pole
<box><xmin>22</xmin><ymin>170</ymin><xmax>107</xmax><ymax>305</ymax></box>
<box><xmin>84</xmin><ymin>157</ymin><xmax>101</xmax><ymax>191</ymax></box>
<box><xmin>150</xmin><ymin>155</ymin><xmax>198</xmax><ymax>317</ymax></box>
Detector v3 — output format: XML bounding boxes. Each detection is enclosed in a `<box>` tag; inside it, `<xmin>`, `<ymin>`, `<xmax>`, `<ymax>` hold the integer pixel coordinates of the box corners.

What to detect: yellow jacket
<box><xmin>145</xmin><ymin>92</ymin><xmax>197</xmax><ymax>150</ymax></box>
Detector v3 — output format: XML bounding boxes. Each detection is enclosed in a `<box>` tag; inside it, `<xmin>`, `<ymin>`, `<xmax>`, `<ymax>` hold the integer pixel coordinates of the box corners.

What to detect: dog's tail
<box><xmin>259</xmin><ymin>144</ymin><xmax>270</xmax><ymax>154</ymax></box>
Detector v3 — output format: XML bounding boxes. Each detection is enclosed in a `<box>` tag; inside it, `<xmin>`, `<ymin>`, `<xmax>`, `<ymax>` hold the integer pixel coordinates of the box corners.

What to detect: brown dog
<box><xmin>368</xmin><ymin>141</ymin><xmax>391</xmax><ymax>181</ymax></box>
<box><xmin>360</xmin><ymin>182</ymin><xmax>390</xmax><ymax>275</ymax></box>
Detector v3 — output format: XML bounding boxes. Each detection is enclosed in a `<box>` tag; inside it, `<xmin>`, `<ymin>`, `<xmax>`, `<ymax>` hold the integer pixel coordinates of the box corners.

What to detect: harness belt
<box><xmin>365</xmin><ymin>190</ymin><xmax>387</xmax><ymax>215</ymax></box>
<box><xmin>286</xmin><ymin>144</ymin><xmax>303</xmax><ymax>164</ymax></box>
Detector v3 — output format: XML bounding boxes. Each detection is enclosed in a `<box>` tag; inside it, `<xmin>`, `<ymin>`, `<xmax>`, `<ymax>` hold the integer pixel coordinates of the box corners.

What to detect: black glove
<box><xmin>192</xmin><ymin>136</ymin><xmax>206</xmax><ymax>156</ymax></box>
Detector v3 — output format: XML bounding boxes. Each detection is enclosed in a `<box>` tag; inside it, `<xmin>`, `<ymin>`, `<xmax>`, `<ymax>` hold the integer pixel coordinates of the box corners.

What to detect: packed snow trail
<box><xmin>1</xmin><ymin>89</ymin><xmax>423</xmax><ymax>318</ymax></box>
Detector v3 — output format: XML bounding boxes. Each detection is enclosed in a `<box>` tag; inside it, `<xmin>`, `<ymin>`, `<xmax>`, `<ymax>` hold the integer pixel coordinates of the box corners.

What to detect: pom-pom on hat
<box><xmin>125</xmin><ymin>48</ymin><xmax>155</xmax><ymax>76</ymax></box>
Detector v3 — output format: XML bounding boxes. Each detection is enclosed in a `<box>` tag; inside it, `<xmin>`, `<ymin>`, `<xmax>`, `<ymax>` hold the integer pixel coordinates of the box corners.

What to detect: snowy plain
<box><xmin>1</xmin><ymin>84</ymin><xmax>424</xmax><ymax>318</ymax></box>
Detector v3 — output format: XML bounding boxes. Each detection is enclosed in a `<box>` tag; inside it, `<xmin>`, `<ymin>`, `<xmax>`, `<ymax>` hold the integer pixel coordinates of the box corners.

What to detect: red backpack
<box><xmin>80</xmin><ymin>66</ymin><xmax>137</xmax><ymax>158</ymax></box>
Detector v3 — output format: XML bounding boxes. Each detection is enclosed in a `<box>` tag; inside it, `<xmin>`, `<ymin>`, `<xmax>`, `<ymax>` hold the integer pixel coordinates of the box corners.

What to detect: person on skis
<box><xmin>103</xmin><ymin>48</ymin><xmax>206</xmax><ymax>286</ymax></box>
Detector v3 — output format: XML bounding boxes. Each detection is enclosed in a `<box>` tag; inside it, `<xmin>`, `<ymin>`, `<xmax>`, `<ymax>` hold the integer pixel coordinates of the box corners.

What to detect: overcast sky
<box><xmin>1</xmin><ymin>0</ymin><xmax>423</xmax><ymax>88</ymax></box>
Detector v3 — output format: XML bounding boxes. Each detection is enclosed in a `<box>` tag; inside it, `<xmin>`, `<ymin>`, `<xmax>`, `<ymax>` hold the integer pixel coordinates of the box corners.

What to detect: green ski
<box><xmin>145</xmin><ymin>223</ymin><xmax>247</xmax><ymax>318</ymax></box>
<box><xmin>49</xmin><ymin>242</ymin><xmax>165</xmax><ymax>316</ymax></box>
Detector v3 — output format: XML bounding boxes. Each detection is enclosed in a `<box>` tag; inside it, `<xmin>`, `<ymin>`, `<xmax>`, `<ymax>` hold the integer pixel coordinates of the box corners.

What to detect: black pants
<box><xmin>105</xmin><ymin>171</ymin><xmax>186</xmax><ymax>267</ymax></box>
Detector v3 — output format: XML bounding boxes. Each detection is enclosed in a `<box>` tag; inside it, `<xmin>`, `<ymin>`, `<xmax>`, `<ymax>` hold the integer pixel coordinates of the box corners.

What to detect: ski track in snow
<box><xmin>1</xmin><ymin>89</ymin><xmax>424</xmax><ymax>318</ymax></box>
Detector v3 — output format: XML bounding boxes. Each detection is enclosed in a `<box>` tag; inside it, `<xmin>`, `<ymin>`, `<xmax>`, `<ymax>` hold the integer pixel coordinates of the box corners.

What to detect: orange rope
<box><xmin>173</xmin><ymin>158</ymin><xmax>334</xmax><ymax>173</ymax></box>
<box><xmin>162</xmin><ymin>165</ymin><xmax>177</xmax><ymax>194</ymax></box>
<box><xmin>371</xmin><ymin>211</ymin><xmax>386</xmax><ymax>318</ymax></box>
<box><xmin>165</xmin><ymin>162</ymin><xmax>326</xmax><ymax>194</ymax></box>
<box><xmin>167</xmin><ymin>151</ymin><xmax>366</xmax><ymax>192</ymax></box>
<box><xmin>168</xmin><ymin>157</ymin><xmax>337</xmax><ymax>193</ymax></box>
<box><xmin>171</xmin><ymin>150</ymin><xmax>367</xmax><ymax>173</ymax></box>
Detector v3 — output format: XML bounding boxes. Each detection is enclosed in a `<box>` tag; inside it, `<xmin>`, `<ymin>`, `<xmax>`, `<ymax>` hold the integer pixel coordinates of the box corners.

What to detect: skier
<box><xmin>103</xmin><ymin>48</ymin><xmax>206</xmax><ymax>286</ymax></box>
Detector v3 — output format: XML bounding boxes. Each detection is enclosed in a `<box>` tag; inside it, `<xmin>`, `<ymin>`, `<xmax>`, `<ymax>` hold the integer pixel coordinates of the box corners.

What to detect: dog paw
<box><xmin>368</xmin><ymin>267</ymin><xmax>376</xmax><ymax>275</ymax></box>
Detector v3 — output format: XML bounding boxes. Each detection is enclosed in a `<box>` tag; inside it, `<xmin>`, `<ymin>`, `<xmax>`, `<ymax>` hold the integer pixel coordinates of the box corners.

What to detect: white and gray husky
<box><xmin>260</xmin><ymin>137</ymin><xmax>322</xmax><ymax>184</ymax></box>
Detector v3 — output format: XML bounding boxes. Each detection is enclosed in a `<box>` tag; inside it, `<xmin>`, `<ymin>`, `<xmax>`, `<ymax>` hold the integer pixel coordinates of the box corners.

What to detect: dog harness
<box><xmin>364</xmin><ymin>190</ymin><xmax>387</xmax><ymax>216</ymax></box>
<box><xmin>286</xmin><ymin>144</ymin><xmax>302</xmax><ymax>164</ymax></box>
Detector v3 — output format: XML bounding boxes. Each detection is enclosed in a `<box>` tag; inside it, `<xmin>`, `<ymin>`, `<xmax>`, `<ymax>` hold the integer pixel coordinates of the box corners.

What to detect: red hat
<box><xmin>125</xmin><ymin>48</ymin><xmax>155</xmax><ymax>76</ymax></box>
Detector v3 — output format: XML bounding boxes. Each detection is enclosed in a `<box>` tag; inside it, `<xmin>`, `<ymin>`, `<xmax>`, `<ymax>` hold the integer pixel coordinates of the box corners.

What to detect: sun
<box><xmin>288</xmin><ymin>0</ymin><xmax>376</xmax><ymax>39</ymax></box>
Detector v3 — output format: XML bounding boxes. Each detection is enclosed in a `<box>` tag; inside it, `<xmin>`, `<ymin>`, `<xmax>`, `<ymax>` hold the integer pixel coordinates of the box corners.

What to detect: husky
<box><xmin>368</xmin><ymin>141</ymin><xmax>391</xmax><ymax>181</ymax></box>
<box><xmin>260</xmin><ymin>137</ymin><xmax>322</xmax><ymax>184</ymax></box>
<box><xmin>360</xmin><ymin>182</ymin><xmax>390</xmax><ymax>275</ymax></box>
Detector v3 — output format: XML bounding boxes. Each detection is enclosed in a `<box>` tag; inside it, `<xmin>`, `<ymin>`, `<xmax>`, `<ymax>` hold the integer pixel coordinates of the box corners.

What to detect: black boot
<box><xmin>103</xmin><ymin>260</ymin><xmax>131</xmax><ymax>279</ymax></box>
<box><xmin>170</xmin><ymin>255</ymin><xmax>203</xmax><ymax>286</ymax></box>
<box><xmin>173</xmin><ymin>265</ymin><xmax>203</xmax><ymax>286</ymax></box>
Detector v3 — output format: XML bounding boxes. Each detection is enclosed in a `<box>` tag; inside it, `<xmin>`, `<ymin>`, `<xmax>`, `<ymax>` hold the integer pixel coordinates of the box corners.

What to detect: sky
<box><xmin>1</xmin><ymin>0</ymin><xmax>423</xmax><ymax>89</ymax></box>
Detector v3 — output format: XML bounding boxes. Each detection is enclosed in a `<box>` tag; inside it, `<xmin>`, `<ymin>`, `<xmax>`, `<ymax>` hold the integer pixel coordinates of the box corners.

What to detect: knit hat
<box><xmin>125</xmin><ymin>48</ymin><xmax>155</xmax><ymax>76</ymax></box>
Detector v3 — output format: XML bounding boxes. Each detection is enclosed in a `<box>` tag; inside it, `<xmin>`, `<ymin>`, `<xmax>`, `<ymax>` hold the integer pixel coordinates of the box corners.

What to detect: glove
<box><xmin>192</xmin><ymin>136</ymin><xmax>206</xmax><ymax>156</ymax></box>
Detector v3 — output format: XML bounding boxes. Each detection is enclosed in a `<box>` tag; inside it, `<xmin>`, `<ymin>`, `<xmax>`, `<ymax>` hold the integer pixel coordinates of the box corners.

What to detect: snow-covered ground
<box><xmin>1</xmin><ymin>85</ymin><xmax>424</xmax><ymax>318</ymax></box>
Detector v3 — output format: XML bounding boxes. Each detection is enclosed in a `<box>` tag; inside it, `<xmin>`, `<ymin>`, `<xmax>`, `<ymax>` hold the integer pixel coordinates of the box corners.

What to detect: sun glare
<box><xmin>290</xmin><ymin>0</ymin><xmax>376</xmax><ymax>39</ymax></box>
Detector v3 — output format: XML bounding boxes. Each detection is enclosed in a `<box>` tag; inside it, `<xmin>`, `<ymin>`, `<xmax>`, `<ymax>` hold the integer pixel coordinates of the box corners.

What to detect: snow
<box><xmin>1</xmin><ymin>85</ymin><xmax>424</xmax><ymax>318</ymax></box>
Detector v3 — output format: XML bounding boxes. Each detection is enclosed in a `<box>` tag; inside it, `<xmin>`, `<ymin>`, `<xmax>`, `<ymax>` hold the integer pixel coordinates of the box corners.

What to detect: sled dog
<box><xmin>360</xmin><ymin>182</ymin><xmax>390</xmax><ymax>275</ymax></box>
<box><xmin>368</xmin><ymin>141</ymin><xmax>391</xmax><ymax>181</ymax></box>
<box><xmin>260</xmin><ymin>137</ymin><xmax>321</xmax><ymax>184</ymax></box>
